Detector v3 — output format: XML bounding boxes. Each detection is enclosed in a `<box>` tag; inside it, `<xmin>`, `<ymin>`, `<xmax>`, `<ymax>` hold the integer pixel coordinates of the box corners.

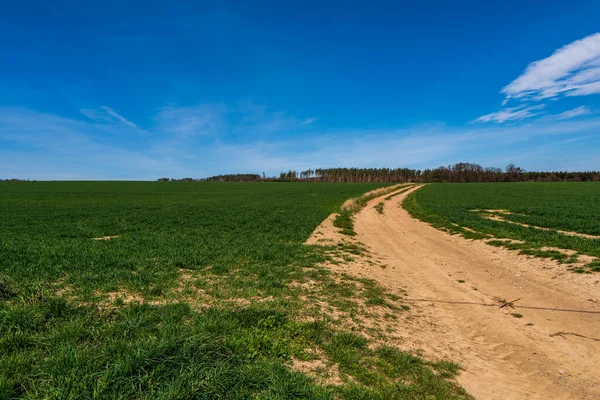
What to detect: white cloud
<box><xmin>0</xmin><ymin>107</ymin><xmax>179</xmax><ymax>180</ymax></box>
<box><xmin>79</xmin><ymin>108</ymin><xmax>101</xmax><ymax>120</ymax></box>
<box><xmin>217</xmin><ymin>117</ymin><xmax>600</xmax><ymax>174</ymax></box>
<box><xmin>99</xmin><ymin>106</ymin><xmax>140</xmax><ymax>129</ymax></box>
<box><xmin>555</xmin><ymin>106</ymin><xmax>592</xmax><ymax>120</ymax></box>
<box><xmin>231</xmin><ymin>101</ymin><xmax>313</xmax><ymax>135</ymax></box>
<box><xmin>502</xmin><ymin>32</ymin><xmax>600</xmax><ymax>101</ymax></box>
<box><xmin>155</xmin><ymin>104</ymin><xmax>226</xmax><ymax>136</ymax></box>
<box><xmin>477</xmin><ymin>33</ymin><xmax>600</xmax><ymax>124</ymax></box>
<box><xmin>474</xmin><ymin>104</ymin><xmax>545</xmax><ymax>123</ymax></box>
<box><xmin>566</xmin><ymin>80</ymin><xmax>600</xmax><ymax>96</ymax></box>
<box><xmin>80</xmin><ymin>106</ymin><xmax>144</xmax><ymax>132</ymax></box>
<box><xmin>301</xmin><ymin>117</ymin><xmax>317</xmax><ymax>125</ymax></box>
<box><xmin>155</xmin><ymin>102</ymin><xmax>316</xmax><ymax>138</ymax></box>
<box><xmin>3</xmin><ymin>103</ymin><xmax>600</xmax><ymax>180</ymax></box>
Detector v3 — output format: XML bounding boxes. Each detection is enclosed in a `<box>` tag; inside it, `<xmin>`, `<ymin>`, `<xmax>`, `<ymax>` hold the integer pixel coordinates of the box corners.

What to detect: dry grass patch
<box><xmin>91</xmin><ymin>235</ymin><xmax>120</xmax><ymax>240</ymax></box>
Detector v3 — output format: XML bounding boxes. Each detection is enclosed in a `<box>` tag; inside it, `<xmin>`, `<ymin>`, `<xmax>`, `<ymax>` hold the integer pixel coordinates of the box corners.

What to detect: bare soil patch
<box><xmin>91</xmin><ymin>235</ymin><xmax>120</xmax><ymax>241</ymax></box>
<box><xmin>340</xmin><ymin>183</ymin><xmax>408</xmax><ymax>211</ymax></box>
<box><xmin>308</xmin><ymin>186</ymin><xmax>600</xmax><ymax>400</ymax></box>
<box><xmin>292</xmin><ymin>352</ymin><xmax>344</xmax><ymax>386</ymax></box>
<box><xmin>476</xmin><ymin>209</ymin><xmax>600</xmax><ymax>240</ymax></box>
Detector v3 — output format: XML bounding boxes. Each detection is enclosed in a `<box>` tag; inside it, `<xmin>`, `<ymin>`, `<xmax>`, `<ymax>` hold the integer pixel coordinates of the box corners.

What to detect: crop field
<box><xmin>403</xmin><ymin>183</ymin><xmax>600</xmax><ymax>272</ymax></box>
<box><xmin>0</xmin><ymin>182</ymin><xmax>469</xmax><ymax>399</ymax></box>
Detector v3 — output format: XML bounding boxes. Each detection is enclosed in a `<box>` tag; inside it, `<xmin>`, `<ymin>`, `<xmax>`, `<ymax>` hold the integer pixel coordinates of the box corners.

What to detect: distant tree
<box><xmin>505</xmin><ymin>164</ymin><xmax>525</xmax><ymax>182</ymax></box>
<box><xmin>505</xmin><ymin>164</ymin><xmax>524</xmax><ymax>174</ymax></box>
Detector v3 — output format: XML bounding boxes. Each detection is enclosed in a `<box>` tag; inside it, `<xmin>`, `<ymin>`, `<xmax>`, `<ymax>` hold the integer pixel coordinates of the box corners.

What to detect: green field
<box><xmin>404</xmin><ymin>183</ymin><xmax>600</xmax><ymax>272</ymax></box>
<box><xmin>0</xmin><ymin>182</ymin><xmax>469</xmax><ymax>399</ymax></box>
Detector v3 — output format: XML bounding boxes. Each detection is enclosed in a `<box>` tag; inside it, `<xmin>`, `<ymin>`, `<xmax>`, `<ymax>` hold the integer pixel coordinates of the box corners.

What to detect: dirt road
<box><xmin>330</xmin><ymin>185</ymin><xmax>600</xmax><ymax>399</ymax></box>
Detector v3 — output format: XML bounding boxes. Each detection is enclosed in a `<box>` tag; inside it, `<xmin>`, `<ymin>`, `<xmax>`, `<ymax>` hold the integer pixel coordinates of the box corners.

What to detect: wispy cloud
<box><xmin>153</xmin><ymin>101</ymin><xmax>316</xmax><ymax>140</ymax></box>
<box><xmin>0</xmin><ymin>107</ymin><xmax>177</xmax><ymax>180</ymax></box>
<box><xmin>555</xmin><ymin>106</ymin><xmax>592</xmax><ymax>120</ymax></box>
<box><xmin>3</xmin><ymin>103</ymin><xmax>599</xmax><ymax>180</ymax></box>
<box><xmin>232</xmin><ymin>101</ymin><xmax>314</xmax><ymax>136</ymax></box>
<box><xmin>80</xmin><ymin>106</ymin><xmax>144</xmax><ymax>132</ymax></box>
<box><xmin>208</xmin><ymin>117</ymin><xmax>600</xmax><ymax>174</ymax></box>
<box><xmin>155</xmin><ymin>104</ymin><xmax>226</xmax><ymax>136</ymax></box>
<box><xmin>502</xmin><ymin>32</ymin><xmax>600</xmax><ymax>101</ymax></box>
<box><xmin>476</xmin><ymin>33</ymin><xmax>600</xmax><ymax>124</ymax></box>
<box><xmin>473</xmin><ymin>104</ymin><xmax>545</xmax><ymax>123</ymax></box>
<box><xmin>301</xmin><ymin>117</ymin><xmax>317</xmax><ymax>125</ymax></box>
<box><xmin>99</xmin><ymin>106</ymin><xmax>140</xmax><ymax>129</ymax></box>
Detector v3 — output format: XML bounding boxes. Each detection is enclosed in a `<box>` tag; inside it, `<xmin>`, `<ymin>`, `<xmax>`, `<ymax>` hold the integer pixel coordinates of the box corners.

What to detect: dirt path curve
<box><xmin>351</xmin><ymin>185</ymin><xmax>600</xmax><ymax>399</ymax></box>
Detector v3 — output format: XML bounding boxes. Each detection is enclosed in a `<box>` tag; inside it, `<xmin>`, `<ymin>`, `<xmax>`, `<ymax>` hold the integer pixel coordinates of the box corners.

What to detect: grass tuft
<box><xmin>334</xmin><ymin>211</ymin><xmax>357</xmax><ymax>236</ymax></box>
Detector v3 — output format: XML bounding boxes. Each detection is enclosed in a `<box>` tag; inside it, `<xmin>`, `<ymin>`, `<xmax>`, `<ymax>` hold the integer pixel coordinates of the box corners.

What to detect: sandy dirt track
<box><xmin>317</xmin><ymin>185</ymin><xmax>600</xmax><ymax>399</ymax></box>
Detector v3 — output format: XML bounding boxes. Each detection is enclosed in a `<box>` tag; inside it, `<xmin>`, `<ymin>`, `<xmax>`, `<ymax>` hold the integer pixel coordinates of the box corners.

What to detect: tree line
<box><xmin>158</xmin><ymin>163</ymin><xmax>600</xmax><ymax>183</ymax></box>
<box><xmin>158</xmin><ymin>174</ymin><xmax>263</xmax><ymax>182</ymax></box>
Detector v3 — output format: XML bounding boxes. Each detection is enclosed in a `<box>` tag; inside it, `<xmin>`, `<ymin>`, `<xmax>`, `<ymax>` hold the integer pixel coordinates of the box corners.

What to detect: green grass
<box><xmin>374</xmin><ymin>202</ymin><xmax>384</xmax><ymax>214</ymax></box>
<box><xmin>0</xmin><ymin>182</ymin><xmax>469</xmax><ymax>399</ymax></box>
<box><xmin>333</xmin><ymin>210</ymin><xmax>357</xmax><ymax>236</ymax></box>
<box><xmin>403</xmin><ymin>183</ymin><xmax>600</xmax><ymax>272</ymax></box>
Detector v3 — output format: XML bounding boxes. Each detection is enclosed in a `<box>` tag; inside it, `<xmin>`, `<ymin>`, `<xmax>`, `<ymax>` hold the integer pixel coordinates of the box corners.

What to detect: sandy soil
<box><xmin>309</xmin><ymin>185</ymin><xmax>600</xmax><ymax>399</ymax></box>
<box><xmin>340</xmin><ymin>183</ymin><xmax>408</xmax><ymax>211</ymax></box>
<box><xmin>476</xmin><ymin>210</ymin><xmax>600</xmax><ymax>240</ymax></box>
<box><xmin>91</xmin><ymin>235</ymin><xmax>120</xmax><ymax>240</ymax></box>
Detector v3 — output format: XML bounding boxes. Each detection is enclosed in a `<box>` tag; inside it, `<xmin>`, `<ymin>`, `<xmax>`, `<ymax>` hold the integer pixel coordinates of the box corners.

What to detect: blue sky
<box><xmin>1</xmin><ymin>0</ymin><xmax>600</xmax><ymax>179</ymax></box>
